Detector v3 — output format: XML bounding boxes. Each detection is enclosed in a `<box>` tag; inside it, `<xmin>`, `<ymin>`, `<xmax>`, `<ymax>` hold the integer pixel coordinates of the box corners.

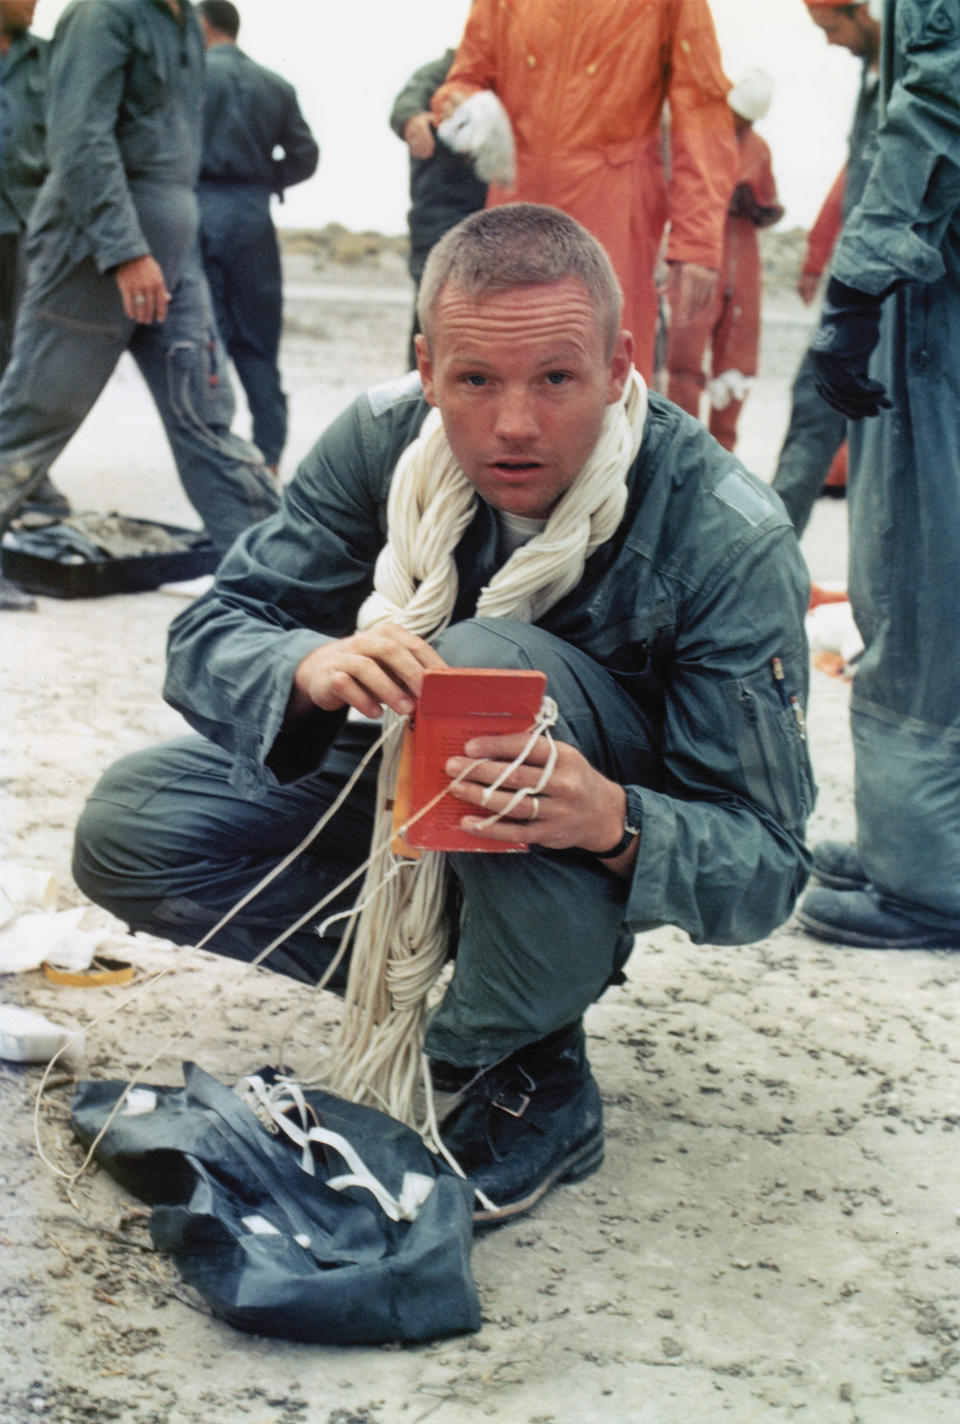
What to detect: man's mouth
<box><xmin>489</xmin><ymin>459</ymin><xmax>543</xmax><ymax>474</ymax></box>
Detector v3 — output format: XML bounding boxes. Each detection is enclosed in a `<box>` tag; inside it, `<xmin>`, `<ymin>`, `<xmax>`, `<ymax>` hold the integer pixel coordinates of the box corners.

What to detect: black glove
<box><xmin>809</xmin><ymin>276</ymin><xmax>893</xmax><ymax>419</ymax></box>
<box><xmin>728</xmin><ymin>181</ymin><xmax>760</xmax><ymax>222</ymax></box>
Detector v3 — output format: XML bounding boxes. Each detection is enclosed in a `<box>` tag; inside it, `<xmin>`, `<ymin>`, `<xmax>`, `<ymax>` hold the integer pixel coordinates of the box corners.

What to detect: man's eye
<box><xmin>545</xmin><ymin>372</ymin><xmax>571</xmax><ymax>386</ymax></box>
<box><xmin>462</xmin><ymin>373</ymin><xmax>487</xmax><ymax>387</ymax></box>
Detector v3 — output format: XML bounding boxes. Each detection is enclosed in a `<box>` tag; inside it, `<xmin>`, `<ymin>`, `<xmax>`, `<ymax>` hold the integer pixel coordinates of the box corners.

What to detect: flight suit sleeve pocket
<box><xmin>725</xmin><ymin>667</ymin><xmax>815</xmax><ymax>833</ymax></box>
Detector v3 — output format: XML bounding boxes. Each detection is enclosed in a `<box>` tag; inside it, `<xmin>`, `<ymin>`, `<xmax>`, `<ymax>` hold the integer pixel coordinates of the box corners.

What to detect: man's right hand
<box><xmin>403</xmin><ymin>112</ymin><xmax>437</xmax><ymax>160</ymax></box>
<box><xmin>797</xmin><ymin>272</ymin><xmax>821</xmax><ymax>306</ymax></box>
<box><xmin>115</xmin><ymin>254</ymin><xmax>171</xmax><ymax>324</ymax></box>
<box><xmin>667</xmin><ymin>261</ymin><xmax>718</xmax><ymax>326</ymax></box>
<box><xmin>288</xmin><ymin>624</ymin><xmax>447</xmax><ymax>722</ymax></box>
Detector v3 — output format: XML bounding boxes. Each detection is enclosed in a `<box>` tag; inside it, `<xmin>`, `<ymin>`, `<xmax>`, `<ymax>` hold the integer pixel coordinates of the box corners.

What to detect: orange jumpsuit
<box><xmin>432</xmin><ymin>0</ymin><xmax>737</xmax><ymax>381</ymax></box>
<box><xmin>666</xmin><ymin>125</ymin><xmax>781</xmax><ymax>450</ymax></box>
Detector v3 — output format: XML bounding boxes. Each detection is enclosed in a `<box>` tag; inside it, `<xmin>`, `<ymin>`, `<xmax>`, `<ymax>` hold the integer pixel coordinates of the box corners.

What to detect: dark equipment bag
<box><xmin>71</xmin><ymin>1062</ymin><xmax>481</xmax><ymax>1344</ymax></box>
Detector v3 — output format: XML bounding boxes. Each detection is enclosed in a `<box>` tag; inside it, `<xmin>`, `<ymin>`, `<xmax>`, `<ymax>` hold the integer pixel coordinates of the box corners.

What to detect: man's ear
<box><xmin>414</xmin><ymin>333</ymin><xmax>437</xmax><ymax>406</ymax></box>
<box><xmin>606</xmin><ymin>330</ymin><xmax>635</xmax><ymax>404</ymax></box>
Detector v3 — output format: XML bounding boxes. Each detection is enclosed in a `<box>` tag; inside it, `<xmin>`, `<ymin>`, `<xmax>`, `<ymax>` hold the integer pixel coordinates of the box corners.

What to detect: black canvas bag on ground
<box><xmin>71</xmin><ymin>1062</ymin><xmax>481</xmax><ymax>1344</ymax></box>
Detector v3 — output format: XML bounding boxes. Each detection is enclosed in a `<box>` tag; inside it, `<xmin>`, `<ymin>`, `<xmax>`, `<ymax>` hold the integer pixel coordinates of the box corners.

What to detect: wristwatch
<box><xmin>594</xmin><ymin>786</ymin><xmax>644</xmax><ymax>859</ymax></box>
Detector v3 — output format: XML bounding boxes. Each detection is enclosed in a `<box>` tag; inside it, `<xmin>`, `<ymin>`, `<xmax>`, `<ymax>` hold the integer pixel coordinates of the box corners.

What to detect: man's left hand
<box><xmin>403</xmin><ymin>112</ymin><xmax>437</xmax><ymax>160</ymax></box>
<box><xmin>115</xmin><ymin>254</ymin><xmax>171</xmax><ymax>324</ymax></box>
<box><xmin>445</xmin><ymin>732</ymin><xmax>632</xmax><ymax>866</ymax></box>
<box><xmin>810</xmin><ymin>276</ymin><xmax>892</xmax><ymax>419</ymax></box>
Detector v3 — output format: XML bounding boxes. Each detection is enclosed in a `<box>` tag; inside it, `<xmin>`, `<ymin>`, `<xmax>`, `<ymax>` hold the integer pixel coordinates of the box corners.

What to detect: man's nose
<box><xmin>494</xmin><ymin>386</ymin><xmax>540</xmax><ymax>442</ymax></box>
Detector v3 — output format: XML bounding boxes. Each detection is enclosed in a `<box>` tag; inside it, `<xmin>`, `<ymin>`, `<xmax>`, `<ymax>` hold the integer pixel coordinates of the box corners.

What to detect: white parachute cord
<box><xmin>33</xmin><ymin>719</ymin><xmax>403</xmax><ymax>1185</ymax></box>
<box><xmin>278</xmin><ymin>698</ymin><xmax>559</xmax><ymax>1087</ymax></box>
<box><xmin>418</xmin><ymin>1053</ymin><xmax>501</xmax><ymax>1216</ymax></box>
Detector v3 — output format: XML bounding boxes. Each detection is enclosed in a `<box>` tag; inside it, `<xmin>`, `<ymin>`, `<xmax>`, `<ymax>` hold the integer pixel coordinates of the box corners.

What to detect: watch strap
<box><xmin>594</xmin><ymin>790</ymin><xmax>643</xmax><ymax>860</ymax></box>
<box><xmin>594</xmin><ymin>825</ymin><xmax>637</xmax><ymax>859</ymax></box>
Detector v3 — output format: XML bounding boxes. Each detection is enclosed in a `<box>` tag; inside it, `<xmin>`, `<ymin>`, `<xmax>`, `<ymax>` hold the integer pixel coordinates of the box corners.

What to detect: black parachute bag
<box><xmin>71</xmin><ymin>1062</ymin><xmax>481</xmax><ymax>1344</ymax></box>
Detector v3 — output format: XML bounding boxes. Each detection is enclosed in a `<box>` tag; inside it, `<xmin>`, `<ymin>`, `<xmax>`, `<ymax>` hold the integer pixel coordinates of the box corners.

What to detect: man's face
<box><xmin>416</xmin><ymin>277</ymin><xmax>632</xmax><ymax>521</ymax></box>
<box><xmin>808</xmin><ymin>5</ymin><xmax>878</xmax><ymax>60</ymax></box>
<box><xmin>0</xmin><ymin>0</ymin><xmax>38</xmax><ymax>34</ymax></box>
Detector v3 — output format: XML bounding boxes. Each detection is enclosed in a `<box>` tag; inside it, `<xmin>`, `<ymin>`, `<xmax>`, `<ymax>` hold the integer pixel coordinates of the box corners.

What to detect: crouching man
<box><xmin>74</xmin><ymin>204</ymin><xmax>815</xmax><ymax>1221</ymax></box>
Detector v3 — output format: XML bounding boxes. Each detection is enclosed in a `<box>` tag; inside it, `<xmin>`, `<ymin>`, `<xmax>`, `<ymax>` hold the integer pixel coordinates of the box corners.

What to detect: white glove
<box><xmin>707</xmin><ymin>369</ymin><xmax>751</xmax><ymax>410</ymax></box>
<box><xmin>437</xmin><ymin>90</ymin><xmax>516</xmax><ymax>186</ymax></box>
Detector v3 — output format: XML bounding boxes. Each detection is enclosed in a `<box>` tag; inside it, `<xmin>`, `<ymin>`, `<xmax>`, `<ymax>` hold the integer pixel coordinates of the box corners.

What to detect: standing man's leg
<box><xmin>665</xmin><ymin>296</ymin><xmax>715</xmax><ymax>423</ymax></box>
<box><xmin>707</xmin><ymin>393</ymin><xmax>743</xmax><ymax>453</ymax></box>
<box><xmin>405</xmin><ymin>249</ymin><xmax>429</xmax><ymax>373</ymax></box>
<box><xmin>0</xmin><ymin>231</ymin><xmax>23</xmax><ymax>379</ymax></box>
<box><xmin>799</xmin><ymin>281</ymin><xmax>960</xmax><ymax>946</ymax></box>
<box><xmin>130</xmin><ymin>244</ymin><xmax>280</xmax><ymax>552</ymax></box>
<box><xmin>707</xmin><ymin>257</ymin><xmax>759</xmax><ymax>455</ymax></box>
<box><xmin>0</xmin><ymin>254</ymin><xmax>134</xmax><ymax>528</ymax></box>
<box><xmin>0</xmin><ymin>229</ymin><xmax>73</xmax><ymax>519</ymax></box>
<box><xmin>200</xmin><ymin>189</ymin><xmax>287</xmax><ymax>470</ymax></box>
<box><xmin>847</xmin><ymin>281</ymin><xmax>960</xmax><ymax>930</ymax></box>
<box><xmin>771</xmin><ymin>348</ymin><xmax>848</xmax><ymax>536</ymax></box>
<box><xmin>223</xmin><ymin>217</ymin><xmax>286</xmax><ymax>471</ymax></box>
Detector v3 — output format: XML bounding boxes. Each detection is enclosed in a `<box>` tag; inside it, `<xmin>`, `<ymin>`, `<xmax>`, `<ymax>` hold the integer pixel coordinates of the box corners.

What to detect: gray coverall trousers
<box><xmin>74</xmin><ymin>620</ymin><xmax>659</xmax><ymax>1067</ymax></box>
<box><xmin>0</xmin><ymin>184</ymin><xmax>279</xmax><ymax>550</ymax></box>
<box><xmin>770</xmin><ymin>348</ymin><xmax>848</xmax><ymax>536</ymax></box>
<box><xmin>846</xmin><ymin>278</ymin><xmax>960</xmax><ymax>932</ymax></box>
<box><xmin>199</xmin><ymin>184</ymin><xmax>287</xmax><ymax>469</ymax></box>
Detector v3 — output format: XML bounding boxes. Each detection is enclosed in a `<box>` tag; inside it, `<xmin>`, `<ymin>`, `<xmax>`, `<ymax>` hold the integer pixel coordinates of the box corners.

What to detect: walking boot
<box><xmin>1</xmin><ymin>464</ymin><xmax>64</xmax><ymax>529</ymax></box>
<box><xmin>436</xmin><ymin>1021</ymin><xmax>604</xmax><ymax>1225</ymax></box>
<box><xmin>0</xmin><ymin>574</ymin><xmax>37</xmax><ymax>611</ymax></box>
<box><xmin>798</xmin><ymin>886</ymin><xmax>960</xmax><ymax>949</ymax></box>
<box><xmin>22</xmin><ymin>474</ymin><xmax>72</xmax><ymax>519</ymax></box>
<box><xmin>811</xmin><ymin>840</ymin><xmax>868</xmax><ymax>892</ymax></box>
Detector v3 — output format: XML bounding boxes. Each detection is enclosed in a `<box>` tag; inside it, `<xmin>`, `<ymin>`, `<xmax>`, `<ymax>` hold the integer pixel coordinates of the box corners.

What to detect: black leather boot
<box><xmin>435</xmin><ymin>1021</ymin><xmax>604</xmax><ymax>1225</ymax></box>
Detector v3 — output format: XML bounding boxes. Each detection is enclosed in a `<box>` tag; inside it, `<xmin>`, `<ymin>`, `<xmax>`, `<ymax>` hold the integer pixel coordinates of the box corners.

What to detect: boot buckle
<box><xmin>494</xmin><ymin>1091</ymin><xmax>530</xmax><ymax>1119</ymax></box>
<box><xmin>492</xmin><ymin>1065</ymin><xmax>535</xmax><ymax>1118</ymax></box>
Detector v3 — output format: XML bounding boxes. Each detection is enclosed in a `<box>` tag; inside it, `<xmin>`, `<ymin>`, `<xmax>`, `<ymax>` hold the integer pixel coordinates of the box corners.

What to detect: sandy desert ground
<box><xmin>1</xmin><ymin>249</ymin><xmax>959</xmax><ymax>1424</ymax></box>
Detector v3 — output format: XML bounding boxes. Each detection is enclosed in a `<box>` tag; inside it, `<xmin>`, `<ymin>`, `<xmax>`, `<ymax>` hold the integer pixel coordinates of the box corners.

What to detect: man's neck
<box><xmin>0</xmin><ymin>31</ymin><xmax>21</xmax><ymax>57</ymax></box>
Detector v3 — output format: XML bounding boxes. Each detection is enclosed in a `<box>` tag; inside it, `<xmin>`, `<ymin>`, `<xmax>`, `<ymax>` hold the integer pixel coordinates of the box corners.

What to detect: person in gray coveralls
<box><xmin>0</xmin><ymin>0</ymin><xmax>48</xmax><ymax>382</ymax></box>
<box><xmin>196</xmin><ymin>1</ymin><xmax>318</xmax><ymax>472</ymax></box>
<box><xmin>74</xmin><ymin>205</ymin><xmax>815</xmax><ymax>1220</ymax></box>
<box><xmin>798</xmin><ymin>0</ymin><xmax>960</xmax><ymax>951</ymax></box>
<box><xmin>0</xmin><ymin>0</ymin><xmax>279</xmax><ymax>611</ymax></box>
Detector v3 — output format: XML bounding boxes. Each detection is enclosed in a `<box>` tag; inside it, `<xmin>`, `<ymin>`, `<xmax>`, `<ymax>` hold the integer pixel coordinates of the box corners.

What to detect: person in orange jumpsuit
<box><xmin>666</xmin><ymin>70</ymin><xmax>783</xmax><ymax>451</ymax></box>
<box><xmin>431</xmin><ymin>0</ymin><xmax>737</xmax><ymax>382</ymax></box>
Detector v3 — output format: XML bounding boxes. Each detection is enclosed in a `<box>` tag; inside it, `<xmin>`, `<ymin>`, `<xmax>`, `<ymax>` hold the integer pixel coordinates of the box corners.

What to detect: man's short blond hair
<box><xmin>417</xmin><ymin>204</ymin><xmax>624</xmax><ymax>359</ymax></box>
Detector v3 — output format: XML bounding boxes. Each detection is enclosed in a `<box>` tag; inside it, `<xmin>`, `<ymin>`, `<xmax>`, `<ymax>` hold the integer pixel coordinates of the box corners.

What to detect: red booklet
<box><xmin>390</xmin><ymin>667</ymin><xmax>548</xmax><ymax>855</ymax></box>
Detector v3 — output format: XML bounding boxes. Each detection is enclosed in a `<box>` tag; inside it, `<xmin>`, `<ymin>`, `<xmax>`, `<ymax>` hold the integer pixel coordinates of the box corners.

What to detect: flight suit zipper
<box><xmin>737</xmin><ymin>683</ymin><xmax>797</xmax><ymax>825</ymax></box>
